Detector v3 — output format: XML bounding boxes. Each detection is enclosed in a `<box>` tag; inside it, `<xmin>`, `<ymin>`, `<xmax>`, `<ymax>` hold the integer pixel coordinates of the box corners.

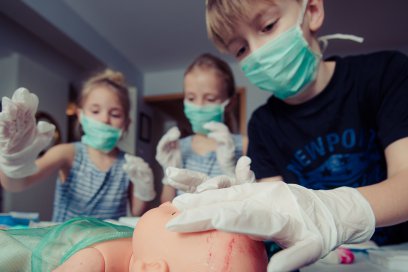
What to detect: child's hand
<box><xmin>165</xmin><ymin>156</ymin><xmax>255</xmax><ymax>193</ymax></box>
<box><xmin>0</xmin><ymin>88</ymin><xmax>55</xmax><ymax>178</ymax></box>
<box><xmin>167</xmin><ymin>182</ymin><xmax>375</xmax><ymax>272</ymax></box>
<box><xmin>203</xmin><ymin>122</ymin><xmax>236</xmax><ymax>176</ymax></box>
<box><xmin>155</xmin><ymin>126</ymin><xmax>182</xmax><ymax>169</ymax></box>
<box><xmin>123</xmin><ymin>154</ymin><xmax>156</xmax><ymax>201</ymax></box>
<box><xmin>195</xmin><ymin>156</ymin><xmax>255</xmax><ymax>192</ymax></box>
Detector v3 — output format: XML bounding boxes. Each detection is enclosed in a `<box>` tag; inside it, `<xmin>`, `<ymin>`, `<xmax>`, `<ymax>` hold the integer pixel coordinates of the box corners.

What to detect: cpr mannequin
<box><xmin>55</xmin><ymin>202</ymin><xmax>268</xmax><ymax>271</ymax></box>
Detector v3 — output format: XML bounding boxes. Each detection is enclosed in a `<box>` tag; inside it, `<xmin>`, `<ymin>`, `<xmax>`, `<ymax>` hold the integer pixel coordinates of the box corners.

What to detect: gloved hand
<box><xmin>155</xmin><ymin>126</ymin><xmax>182</xmax><ymax>184</ymax></box>
<box><xmin>0</xmin><ymin>88</ymin><xmax>55</xmax><ymax>179</ymax></box>
<box><xmin>203</xmin><ymin>121</ymin><xmax>236</xmax><ymax>176</ymax></box>
<box><xmin>165</xmin><ymin>156</ymin><xmax>255</xmax><ymax>193</ymax></box>
<box><xmin>123</xmin><ymin>154</ymin><xmax>156</xmax><ymax>201</ymax></box>
<box><xmin>166</xmin><ymin>182</ymin><xmax>375</xmax><ymax>272</ymax></box>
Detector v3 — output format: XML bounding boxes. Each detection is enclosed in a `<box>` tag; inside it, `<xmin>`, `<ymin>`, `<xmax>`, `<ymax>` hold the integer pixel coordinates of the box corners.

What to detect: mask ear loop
<box><xmin>299</xmin><ymin>0</ymin><xmax>364</xmax><ymax>53</ymax></box>
<box><xmin>318</xmin><ymin>34</ymin><xmax>364</xmax><ymax>53</ymax></box>
<box><xmin>221</xmin><ymin>99</ymin><xmax>230</xmax><ymax>108</ymax></box>
<box><xmin>297</xmin><ymin>0</ymin><xmax>309</xmax><ymax>26</ymax></box>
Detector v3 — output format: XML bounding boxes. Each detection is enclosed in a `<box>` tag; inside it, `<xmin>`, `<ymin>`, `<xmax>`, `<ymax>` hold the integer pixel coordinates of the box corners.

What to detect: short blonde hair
<box><xmin>206</xmin><ymin>0</ymin><xmax>253</xmax><ymax>52</ymax></box>
<box><xmin>206</xmin><ymin>0</ymin><xmax>300</xmax><ymax>52</ymax></box>
<box><xmin>78</xmin><ymin>68</ymin><xmax>131</xmax><ymax>130</ymax></box>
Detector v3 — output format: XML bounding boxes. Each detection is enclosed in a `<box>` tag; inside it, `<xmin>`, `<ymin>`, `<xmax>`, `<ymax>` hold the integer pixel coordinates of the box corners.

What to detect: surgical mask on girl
<box><xmin>80</xmin><ymin>113</ymin><xmax>122</xmax><ymax>152</ymax></box>
<box><xmin>240</xmin><ymin>0</ymin><xmax>320</xmax><ymax>100</ymax></box>
<box><xmin>183</xmin><ymin>99</ymin><xmax>229</xmax><ymax>135</ymax></box>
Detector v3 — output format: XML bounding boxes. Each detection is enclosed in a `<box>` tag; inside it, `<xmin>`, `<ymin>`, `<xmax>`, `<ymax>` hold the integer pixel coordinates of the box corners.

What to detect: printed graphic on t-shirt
<box><xmin>286</xmin><ymin>128</ymin><xmax>386</xmax><ymax>189</ymax></box>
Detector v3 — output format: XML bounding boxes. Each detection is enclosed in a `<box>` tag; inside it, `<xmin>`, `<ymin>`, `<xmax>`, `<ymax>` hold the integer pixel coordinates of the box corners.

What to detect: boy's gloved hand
<box><xmin>203</xmin><ymin>121</ymin><xmax>236</xmax><ymax>176</ymax></box>
<box><xmin>123</xmin><ymin>154</ymin><xmax>156</xmax><ymax>201</ymax></box>
<box><xmin>165</xmin><ymin>156</ymin><xmax>255</xmax><ymax>193</ymax></box>
<box><xmin>0</xmin><ymin>88</ymin><xmax>55</xmax><ymax>179</ymax></box>
<box><xmin>166</xmin><ymin>182</ymin><xmax>375</xmax><ymax>272</ymax></box>
<box><xmin>155</xmin><ymin>127</ymin><xmax>182</xmax><ymax>184</ymax></box>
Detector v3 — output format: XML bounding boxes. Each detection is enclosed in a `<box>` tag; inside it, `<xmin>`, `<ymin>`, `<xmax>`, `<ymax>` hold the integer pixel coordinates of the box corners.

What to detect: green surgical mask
<box><xmin>80</xmin><ymin>113</ymin><xmax>122</xmax><ymax>152</ymax></box>
<box><xmin>183</xmin><ymin>100</ymin><xmax>229</xmax><ymax>135</ymax></box>
<box><xmin>240</xmin><ymin>0</ymin><xmax>363</xmax><ymax>100</ymax></box>
<box><xmin>240</xmin><ymin>0</ymin><xmax>320</xmax><ymax>100</ymax></box>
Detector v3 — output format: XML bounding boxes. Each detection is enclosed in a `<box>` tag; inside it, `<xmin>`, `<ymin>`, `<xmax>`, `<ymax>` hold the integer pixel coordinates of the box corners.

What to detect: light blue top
<box><xmin>52</xmin><ymin>142</ymin><xmax>129</xmax><ymax>222</ymax></box>
<box><xmin>178</xmin><ymin>134</ymin><xmax>243</xmax><ymax>194</ymax></box>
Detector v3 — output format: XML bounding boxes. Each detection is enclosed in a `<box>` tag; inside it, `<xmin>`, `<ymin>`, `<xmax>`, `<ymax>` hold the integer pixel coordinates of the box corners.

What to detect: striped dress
<box><xmin>178</xmin><ymin>134</ymin><xmax>243</xmax><ymax>195</ymax></box>
<box><xmin>52</xmin><ymin>142</ymin><xmax>129</xmax><ymax>222</ymax></box>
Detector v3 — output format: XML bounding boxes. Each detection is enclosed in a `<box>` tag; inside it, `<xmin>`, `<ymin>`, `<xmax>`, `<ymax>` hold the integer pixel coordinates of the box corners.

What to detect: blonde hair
<box><xmin>206</xmin><ymin>0</ymin><xmax>300</xmax><ymax>52</ymax></box>
<box><xmin>78</xmin><ymin>68</ymin><xmax>131</xmax><ymax>130</ymax></box>
<box><xmin>206</xmin><ymin>0</ymin><xmax>252</xmax><ymax>52</ymax></box>
<box><xmin>184</xmin><ymin>53</ymin><xmax>236</xmax><ymax>98</ymax></box>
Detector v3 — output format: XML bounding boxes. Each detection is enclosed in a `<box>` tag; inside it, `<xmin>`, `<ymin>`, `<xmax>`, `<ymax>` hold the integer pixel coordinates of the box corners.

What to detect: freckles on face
<box><xmin>82</xmin><ymin>86</ymin><xmax>126</xmax><ymax>129</ymax></box>
<box><xmin>184</xmin><ymin>69</ymin><xmax>228</xmax><ymax>105</ymax></box>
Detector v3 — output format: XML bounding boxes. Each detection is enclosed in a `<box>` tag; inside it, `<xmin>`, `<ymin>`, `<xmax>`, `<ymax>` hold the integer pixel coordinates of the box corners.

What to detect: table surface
<box><xmin>301</xmin><ymin>242</ymin><xmax>408</xmax><ymax>272</ymax></box>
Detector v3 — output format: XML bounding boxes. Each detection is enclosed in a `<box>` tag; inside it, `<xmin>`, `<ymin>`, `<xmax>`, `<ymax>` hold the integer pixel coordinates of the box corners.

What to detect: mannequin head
<box><xmin>130</xmin><ymin>202</ymin><xmax>268</xmax><ymax>271</ymax></box>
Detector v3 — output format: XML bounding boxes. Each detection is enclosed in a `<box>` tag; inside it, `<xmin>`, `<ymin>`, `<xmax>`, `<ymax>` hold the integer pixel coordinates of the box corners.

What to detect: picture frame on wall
<box><xmin>139</xmin><ymin>112</ymin><xmax>151</xmax><ymax>143</ymax></box>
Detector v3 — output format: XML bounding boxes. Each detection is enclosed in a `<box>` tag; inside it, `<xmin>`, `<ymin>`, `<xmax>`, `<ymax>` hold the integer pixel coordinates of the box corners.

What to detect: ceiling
<box><xmin>62</xmin><ymin>0</ymin><xmax>408</xmax><ymax>73</ymax></box>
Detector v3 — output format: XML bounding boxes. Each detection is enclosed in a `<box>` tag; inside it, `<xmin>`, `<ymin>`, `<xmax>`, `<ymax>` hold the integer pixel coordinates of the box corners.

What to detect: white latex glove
<box><xmin>155</xmin><ymin>126</ymin><xmax>182</xmax><ymax>184</ymax></box>
<box><xmin>203</xmin><ymin>121</ymin><xmax>236</xmax><ymax>176</ymax></box>
<box><xmin>165</xmin><ymin>156</ymin><xmax>255</xmax><ymax>193</ymax></box>
<box><xmin>166</xmin><ymin>182</ymin><xmax>375</xmax><ymax>272</ymax></box>
<box><xmin>0</xmin><ymin>88</ymin><xmax>55</xmax><ymax>179</ymax></box>
<box><xmin>123</xmin><ymin>154</ymin><xmax>156</xmax><ymax>201</ymax></box>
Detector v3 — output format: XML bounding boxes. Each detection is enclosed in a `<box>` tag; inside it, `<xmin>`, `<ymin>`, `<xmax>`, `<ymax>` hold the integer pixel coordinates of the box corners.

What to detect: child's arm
<box><xmin>160</xmin><ymin>184</ymin><xmax>177</xmax><ymax>203</ymax></box>
<box><xmin>130</xmin><ymin>194</ymin><xmax>147</xmax><ymax>216</ymax></box>
<box><xmin>358</xmin><ymin>137</ymin><xmax>408</xmax><ymax>227</ymax></box>
<box><xmin>0</xmin><ymin>88</ymin><xmax>73</xmax><ymax>191</ymax></box>
<box><xmin>0</xmin><ymin>143</ymin><xmax>74</xmax><ymax>192</ymax></box>
<box><xmin>123</xmin><ymin>154</ymin><xmax>156</xmax><ymax>216</ymax></box>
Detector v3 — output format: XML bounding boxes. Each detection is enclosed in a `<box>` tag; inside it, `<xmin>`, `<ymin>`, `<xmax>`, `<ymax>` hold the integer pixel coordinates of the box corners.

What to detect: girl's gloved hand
<box><xmin>123</xmin><ymin>154</ymin><xmax>156</xmax><ymax>201</ymax></box>
<box><xmin>166</xmin><ymin>182</ymin><xmax>375</xmax><ymax>272</ymax></box>
<box><xmin>165</xmin><ymin>156</ymin><xmax>255</xmax><ymax>193</ymax></box>
<box><xmin>0</xmin><ymin>88</ymin><xmax>55</xmax><ymax>179</ymax></box>
<box><xmin>155</xmin><ymin>127</ymin><xmax>182</xmax><ymax>184</ymax></box>
<box><xmin>203</xmin><ymin>121</ymin><xmax>236</xmax><ymax>176</ymax></box>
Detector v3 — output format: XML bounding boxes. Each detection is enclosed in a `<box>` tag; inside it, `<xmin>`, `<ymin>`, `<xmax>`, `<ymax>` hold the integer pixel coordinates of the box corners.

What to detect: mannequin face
<box><xmin>130</xmin><ymin>202</ymin><xmax>268</xmax><ymax>272</ymax></box>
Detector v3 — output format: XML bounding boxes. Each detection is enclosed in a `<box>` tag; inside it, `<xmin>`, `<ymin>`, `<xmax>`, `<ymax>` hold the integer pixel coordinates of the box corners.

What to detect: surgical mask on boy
<box><xmin>80</xmin><ymin>113</ymin><xmax>122</xmax><ymax>152</ymax></box>
<box><xmin>240</xmin><ymin>0</ymin><xmax>320</xmax><ymax>100</ymax></box>
<box><xmin>184</xmin><ymin>99</ymin><xmax>229</xmax><ymax>135</ymax></box>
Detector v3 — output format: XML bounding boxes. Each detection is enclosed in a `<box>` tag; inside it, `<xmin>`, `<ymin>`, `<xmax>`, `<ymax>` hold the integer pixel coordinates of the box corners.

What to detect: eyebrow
<box><xmin>225</xmin><ymin>6</ymin><xmax>280</xmax><ymax>49</ymax></box>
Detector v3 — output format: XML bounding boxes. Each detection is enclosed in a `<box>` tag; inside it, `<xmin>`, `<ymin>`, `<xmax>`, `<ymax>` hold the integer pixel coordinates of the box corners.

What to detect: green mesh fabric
<box><xmin>0</xmin><ymin>217</ymin><xmax>134</xmax><ymax>272</ymax></box>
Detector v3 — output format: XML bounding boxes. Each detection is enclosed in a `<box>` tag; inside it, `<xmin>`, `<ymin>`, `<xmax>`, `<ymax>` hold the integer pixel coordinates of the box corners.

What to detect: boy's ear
<box><xmin>306</xmin><ymin>0</ymin><xmax>324</xmax><ymax>33</ymax></box>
